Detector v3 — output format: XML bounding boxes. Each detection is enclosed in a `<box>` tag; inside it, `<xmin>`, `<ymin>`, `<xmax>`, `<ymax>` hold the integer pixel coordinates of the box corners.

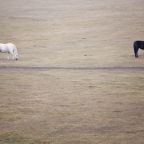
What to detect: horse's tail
<box><xmin>133</xmin><ymin>41</ymin><xmax>139</xmax><ymax>58</ymax></box>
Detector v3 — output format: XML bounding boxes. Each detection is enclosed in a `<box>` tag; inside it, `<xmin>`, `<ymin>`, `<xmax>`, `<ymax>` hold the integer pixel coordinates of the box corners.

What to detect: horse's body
<box><xmin>133</xmin><ymin>41</ymin><xmax>144</xmax><ymax>58</ymax></box>
<box><xmin>0</xmin><ymin>43</ymin><xmax>19</xmax><ymax>60</ymax></box>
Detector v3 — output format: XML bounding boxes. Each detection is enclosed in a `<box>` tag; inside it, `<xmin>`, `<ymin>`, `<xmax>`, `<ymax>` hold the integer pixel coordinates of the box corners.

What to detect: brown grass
<box><xmin>0</xmin><ymin>0</ymin><xmax>144</xmax><ymax>143</ymax></box>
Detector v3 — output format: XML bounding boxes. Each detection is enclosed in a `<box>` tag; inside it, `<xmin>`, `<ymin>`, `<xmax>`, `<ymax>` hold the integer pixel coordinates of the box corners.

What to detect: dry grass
<box><xmin>0</xmin><ymin>0</ymin><xmax>144</xmax><ymax>143</ymax></box>
<box><xmin>0</xmin><ymin>71</ymin><xmax>144</xmax><ymax>143</ymax></box>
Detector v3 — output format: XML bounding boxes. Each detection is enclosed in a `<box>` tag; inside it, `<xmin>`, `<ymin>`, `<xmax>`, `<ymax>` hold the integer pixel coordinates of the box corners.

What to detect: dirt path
<box><xmin>0</xmin><ymin>65</ymin><xmax>144</xmax><ymax>71</ymax></box>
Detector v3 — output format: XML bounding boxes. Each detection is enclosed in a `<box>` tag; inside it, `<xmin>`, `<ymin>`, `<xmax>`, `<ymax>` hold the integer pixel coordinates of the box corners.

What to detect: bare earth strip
<box><xmin>1</xmin><ymin>66</ymin><xmax>144</xmax><ymax>71</ymax></box>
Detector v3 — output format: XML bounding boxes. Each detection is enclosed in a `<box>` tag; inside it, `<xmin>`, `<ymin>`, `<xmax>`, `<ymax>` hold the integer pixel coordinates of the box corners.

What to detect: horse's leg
<box><xmin>7</xmin><ymin>52</ymin><xmax>11</xmax><ymax>60</ymax></box>
<box><xmin>12</xmin><ymin>53</ymin><xmax>15</xmax><ymax>60</ymax></box>
<box><xmin>12</xmin><ymin>49</ymin><xmax>18</xmax><ymax>60</ymax></box>
<box><xmin>134</xmin><ymin>42</ymin><xmax>139</xmax><ymax>58</ymax></box>
<box><xmin>12</xmin><ymin>52</ymin><xmax>15</xmax><ymax>59</ymax></box>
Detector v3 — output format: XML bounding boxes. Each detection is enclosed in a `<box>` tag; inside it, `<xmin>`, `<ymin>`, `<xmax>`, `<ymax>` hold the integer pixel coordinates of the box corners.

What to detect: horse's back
<box><xmin>7</xmin><ymin>43</ymin><xmax>16</xmax><ymax>48</ymax></box>
<box><xmin>0</xmin><ymin>43</ymin><xmax>19</xmax><ymax>60</ymax></box>
<box><xmin>0</xmin><ymin>43</ymin><xmax>15</xmax><ymax>47</ymax></box>
<box><xmin>0</xmin><ymin>43</ymin><xmax>16</xmax><ymax>52</ymax></box>
<box><xmin>134</xmin><ymin>41</ymin><xmax>144</xmax><ymax>49</ymax></box>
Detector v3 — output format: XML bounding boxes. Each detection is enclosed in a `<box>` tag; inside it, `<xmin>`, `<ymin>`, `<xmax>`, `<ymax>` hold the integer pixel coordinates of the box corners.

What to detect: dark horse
<box><xmin>133</xmin><ymin>41</ymin><xmax>144</xmax><ymax>58</ymax></box>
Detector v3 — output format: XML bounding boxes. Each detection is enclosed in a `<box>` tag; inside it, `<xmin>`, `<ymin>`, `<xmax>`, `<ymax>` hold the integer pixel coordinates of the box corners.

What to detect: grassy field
<box><xmin>0</xmin><ymin>0</ymin><xmax>144</xmax><ymax>143</ymax></box>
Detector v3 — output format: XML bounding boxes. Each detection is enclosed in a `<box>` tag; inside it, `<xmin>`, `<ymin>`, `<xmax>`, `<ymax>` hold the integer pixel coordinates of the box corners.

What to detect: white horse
<box><xmin>0</xmin><ymin>43</ymin><xmax>19</xmax><ymax>60</ymax></box>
